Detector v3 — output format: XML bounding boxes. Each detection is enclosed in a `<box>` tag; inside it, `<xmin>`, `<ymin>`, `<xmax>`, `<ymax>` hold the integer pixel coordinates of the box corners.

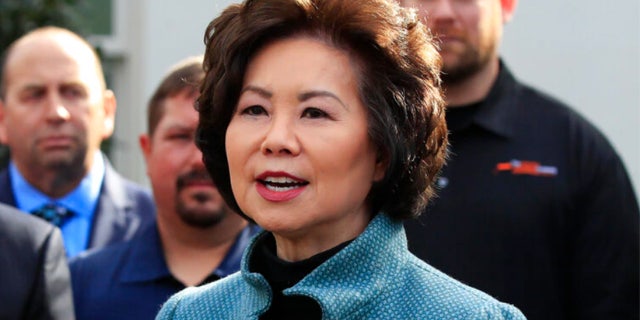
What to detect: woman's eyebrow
<box><xmin>240</xmin><ymin>85</ymin><xmax>272</xmax><ymax>98</ymax></box>
<box><xmin>298</xmin><ymin>90</ymin><xmax>347</xmax><ymax>110</ymax></box>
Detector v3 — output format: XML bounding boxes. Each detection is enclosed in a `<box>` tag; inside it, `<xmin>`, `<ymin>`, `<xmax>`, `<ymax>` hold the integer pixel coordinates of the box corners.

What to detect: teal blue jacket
<box><xmin>157</xmin><ymin>214</ymin><xmax>527</xmax><ymax>319</ymax></box>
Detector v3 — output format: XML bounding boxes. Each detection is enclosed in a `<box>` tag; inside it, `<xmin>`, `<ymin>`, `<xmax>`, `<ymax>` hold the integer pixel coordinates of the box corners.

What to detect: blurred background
<box><xmin>1</xmin><ymin>0</ymin><xmax>638</xmax><ymax>199</ymax></box>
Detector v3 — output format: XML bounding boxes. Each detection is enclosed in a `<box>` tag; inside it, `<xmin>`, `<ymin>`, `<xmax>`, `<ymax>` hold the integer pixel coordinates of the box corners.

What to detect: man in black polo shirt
<box><xmin>400</xmin><ymin>0</ymin><xmax>639</xmax><ymax>319</ymax></box>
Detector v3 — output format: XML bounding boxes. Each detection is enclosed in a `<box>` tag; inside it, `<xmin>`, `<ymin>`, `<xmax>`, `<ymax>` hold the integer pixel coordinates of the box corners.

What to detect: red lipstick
<box><xmin>256</xmin><ymin>171</ymin><xmax>308</xmax><ymax>202</ymax></box>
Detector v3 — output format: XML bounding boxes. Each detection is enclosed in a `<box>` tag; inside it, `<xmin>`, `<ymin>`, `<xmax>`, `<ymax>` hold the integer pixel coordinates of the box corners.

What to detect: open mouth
<box><xmin>259</xmin><ymin>176</ymin><xmax>309</xmax><ymax>192</ymax></box>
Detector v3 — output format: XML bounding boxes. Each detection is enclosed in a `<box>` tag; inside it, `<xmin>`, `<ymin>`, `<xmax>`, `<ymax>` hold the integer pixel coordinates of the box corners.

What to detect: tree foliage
<box><xmin>0</xmin><ymin>0</ymin><xmax>85</xmax><ymax>51</ymax></box>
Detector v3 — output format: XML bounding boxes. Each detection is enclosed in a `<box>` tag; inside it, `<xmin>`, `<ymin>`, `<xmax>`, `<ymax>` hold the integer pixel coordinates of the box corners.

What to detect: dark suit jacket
<box><xmin>0</xmin><ymin>158</ymin><xmax>156</xmax><ymax>251</ymax></box>
<box><xmin>0</xmin><ymin>203</ymin><xmax>75</xmax><ymax>319</ymax></box>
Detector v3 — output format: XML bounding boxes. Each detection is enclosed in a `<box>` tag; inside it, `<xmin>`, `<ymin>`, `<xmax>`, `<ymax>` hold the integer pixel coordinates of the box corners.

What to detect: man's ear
<box><xmin>501</xmin><ymin>0</ymin><xmax>518</xmax><ymax>23</ymax></box>
<box><xmin>102</xmin><ymin>90</ymin><xmax>117</xmax><ymax>139</ymax></box>
<box><xmin>139</xmin><ymin>134</ymin><xmax>153</xmax><ymax>178</ymax></box>
<box><xmin>139</xmin><ymin>134</ymin><xmax>151</xmax><ymax>161</ymax></box>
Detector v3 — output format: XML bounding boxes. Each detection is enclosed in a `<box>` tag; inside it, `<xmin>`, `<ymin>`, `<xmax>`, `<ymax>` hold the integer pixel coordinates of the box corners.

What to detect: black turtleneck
<box><xmin>250</xmin><ymin>233</ymin><xmax>352</xmax><ymax>320</ymax></box>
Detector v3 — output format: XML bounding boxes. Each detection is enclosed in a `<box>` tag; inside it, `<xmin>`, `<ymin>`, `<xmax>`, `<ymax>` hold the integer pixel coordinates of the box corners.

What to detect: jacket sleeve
<box><xmin>26</xmin><ymin>227</ymin><xmax>76</xmax><ymax>320</ymax></box>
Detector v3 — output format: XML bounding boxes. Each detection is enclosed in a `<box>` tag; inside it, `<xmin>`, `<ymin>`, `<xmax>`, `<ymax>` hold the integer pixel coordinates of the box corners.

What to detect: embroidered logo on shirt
<box><xmin>494</xmin><ymin>160</ymin><xmax>558</xmax><ymax>177</ymax></box>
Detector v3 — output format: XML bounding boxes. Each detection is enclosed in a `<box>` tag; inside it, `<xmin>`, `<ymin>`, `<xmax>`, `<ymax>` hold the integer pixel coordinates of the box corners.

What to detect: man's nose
<box><xmin>427</xmin><ymin>0</ymin><xmax>458</xmax><ymax>21</ymax></box>
<box><xmin>44</xmin><ymin>94</ymin><xmax>71</xmax><ymax>122</ymax></box>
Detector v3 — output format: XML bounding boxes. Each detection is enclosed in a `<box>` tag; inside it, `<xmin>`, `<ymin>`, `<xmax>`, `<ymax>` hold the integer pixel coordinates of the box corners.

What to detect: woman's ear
<box><xmin>373</xmin><ymin>151</ymin><xmax>389</xmax><ymax>182</ymax></box>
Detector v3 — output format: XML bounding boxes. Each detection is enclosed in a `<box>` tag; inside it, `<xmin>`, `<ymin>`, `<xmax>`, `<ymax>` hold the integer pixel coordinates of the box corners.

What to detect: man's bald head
<box><xmin>0</xmin><ymin>26</ymin><xmax>116</xmax><ymax>196</ymax></box>
<box><xmin>0</xmin><ymin>26</ymin><xmax>106</xmax><ymax>100</ymax></box>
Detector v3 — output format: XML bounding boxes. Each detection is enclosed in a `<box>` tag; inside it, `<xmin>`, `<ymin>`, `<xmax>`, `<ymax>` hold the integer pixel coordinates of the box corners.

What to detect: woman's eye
<box><xmin>241</xmin><ymin>105</ymin><xmax>266</xmax><ymax>116</ymax></box>
<box><xmin>302</xmin><ymin>107</ymin><xmax>328</xmax><ymax>119</ymax></box>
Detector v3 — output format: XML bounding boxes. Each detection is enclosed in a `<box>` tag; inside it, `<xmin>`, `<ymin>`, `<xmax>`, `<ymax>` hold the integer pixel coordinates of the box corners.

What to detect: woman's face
<box><xmin>226</xmin><ymin>37</ymin><xmax>385</xmax><ymax>245</ymax></box>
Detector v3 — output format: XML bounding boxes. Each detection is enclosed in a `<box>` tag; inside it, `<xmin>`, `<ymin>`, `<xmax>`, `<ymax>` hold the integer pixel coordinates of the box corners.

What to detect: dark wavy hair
<box><xmin>196</xmin><ymin>0</ymin><xmax>447</xmax><ymax>220</ymax></box>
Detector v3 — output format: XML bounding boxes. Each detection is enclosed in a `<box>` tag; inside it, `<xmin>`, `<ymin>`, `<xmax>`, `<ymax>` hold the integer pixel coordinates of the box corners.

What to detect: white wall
<box><xmin>104</xmin><ymin>0</ymin><xmax>639</xmax><ymax>200</ymax></box>
<box><xmin>99</xmin><ymin>0</ymin><xmax>238</xmax><ymax>187</ymax></box>
<box><xmin>501</xmin><ymin>0</ymin><xmax>640</xmax><ymax>199</ymax></box>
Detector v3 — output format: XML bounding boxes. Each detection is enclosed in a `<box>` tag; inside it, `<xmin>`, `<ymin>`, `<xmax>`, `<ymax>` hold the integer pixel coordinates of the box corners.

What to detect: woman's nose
<box><xmin>260</xmin><ymin>115</ymin><xmax>301</xmax><ymax>156</ymax></box>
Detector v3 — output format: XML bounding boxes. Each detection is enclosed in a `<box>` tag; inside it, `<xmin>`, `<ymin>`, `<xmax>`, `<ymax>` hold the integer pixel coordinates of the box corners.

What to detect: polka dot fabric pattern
<box><xmin>156</xmin><ymin>214</ymin><xmax>527</xmax><ymax>319</ymax></box>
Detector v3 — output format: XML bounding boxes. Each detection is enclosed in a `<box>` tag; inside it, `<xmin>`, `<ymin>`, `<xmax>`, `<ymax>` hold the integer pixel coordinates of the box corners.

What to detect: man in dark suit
<box><xmin>0</xmin><ymin>26</ymin><xmax>155</xmax><ymax>257</ymax></box>
<box><xmin>0</xmin><ymin>203</ymin><xmax>74</xmax><ymax>319</ymax></box>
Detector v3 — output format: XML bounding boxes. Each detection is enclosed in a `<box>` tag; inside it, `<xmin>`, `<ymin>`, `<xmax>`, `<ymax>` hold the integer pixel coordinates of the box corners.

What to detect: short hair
<box><xmin>197</xmin><ymin>0</ymin><xmax>448</xmax><ymax>220</ymax></box>
<box><xmin>0</xmin><ymin>26</ymin><xmax>106</xmax><ymax>100</ymax></box>
<box><xmin>146</xmin><ymin>56</ymin><xmax>204</xmax><ymax>137</ymax></box>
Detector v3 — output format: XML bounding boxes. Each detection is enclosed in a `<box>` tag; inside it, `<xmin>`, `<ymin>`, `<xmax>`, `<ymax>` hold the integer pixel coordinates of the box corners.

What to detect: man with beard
<box><xmin>0</xmin><ymin>26</ymin><xmax>154</xmax><ymax>257</ymax></box>
<box><xmin>69</xmin><ymin>56</ymin><xmax>258</xmax><ymax>320</ymax></box>
<box><xmin>400</xmin><ymin>0</ymin><xmax>639</xmax><ymax>319</ymax></box>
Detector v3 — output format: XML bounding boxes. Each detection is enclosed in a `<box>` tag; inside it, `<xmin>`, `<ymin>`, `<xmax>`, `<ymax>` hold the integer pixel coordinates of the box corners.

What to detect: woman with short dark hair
<box><xmin>157</xmin><ymin>0</ymin><xmax>526</xmax><ymax>319</ymax></box>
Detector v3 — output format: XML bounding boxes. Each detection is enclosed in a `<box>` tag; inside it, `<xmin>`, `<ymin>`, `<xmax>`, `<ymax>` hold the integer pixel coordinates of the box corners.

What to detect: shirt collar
<box><xmin>120</xmin><ymin>223</ymin><xmax>261</xmax><ymax>284</ymax></box>
<box><xmin>286</xmin><ymin>214</ymin><xmax>406</xmax><ymax>318</ymax></box>
<box><xmin>458</xmin><ymin>59</ymin><xmax>521</xmax><ymax>139</ymax></box>
<box><xmin>216</xmin><ymin>224</ymin><xmax>262</xmax><ymax>278</ymax></box>
<box><xmin>238</xmin><ymin>213</ymin><xmax>407</xmax><ymax>318</ymax></box>
<box><xmin>120</xmin><ymin>223</ymin><xmax>171</xmax><ymax>282</ymax></box>
<box><xmin>10</xmin><ymin>151</ymin><xmax>106</xmax><ymax>218</ymax></box>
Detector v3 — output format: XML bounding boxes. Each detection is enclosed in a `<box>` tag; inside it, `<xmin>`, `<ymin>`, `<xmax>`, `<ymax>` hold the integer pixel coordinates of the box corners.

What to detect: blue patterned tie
<box><xmin>31</xmin><ymin>203</ymin><xmax>73</xmax><ymax>227</ymax></box>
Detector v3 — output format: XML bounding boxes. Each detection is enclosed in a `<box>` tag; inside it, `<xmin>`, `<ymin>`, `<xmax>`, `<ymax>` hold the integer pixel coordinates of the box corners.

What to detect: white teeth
<box><xmin>264</xmin><ymin>177</ymin><xmax>298</xmax><ymax>183</ymax></box>
<box><xmin>261</xmin><ymin>176</ymin><xmax>307</xmax><ymax>192</ymax></box>
<box><xmin>265</xmin><ymin>184</ymin><xmax>299</xmax><ymax>192</ymax></box>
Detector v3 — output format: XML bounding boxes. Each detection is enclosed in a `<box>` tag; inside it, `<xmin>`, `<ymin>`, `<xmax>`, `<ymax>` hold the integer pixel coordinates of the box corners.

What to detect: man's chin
<box><xmin>41</xmin><ymin>155</ymin><xmax>80</xmax><ymax>170</ymax></box>
<box><xmin>179</xmin><ymin>212</ymin><xmax>225</xmax><ymax>229</ymax></box>
<box><xmin>441</xmin><ymin>57</ymin><xmax>487</xmax><ymax>84</ymax></box>
<box><xmin>176</xmin><ymin>202</ymin><xmax>228</xmax><ymax>229</ymax></box>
